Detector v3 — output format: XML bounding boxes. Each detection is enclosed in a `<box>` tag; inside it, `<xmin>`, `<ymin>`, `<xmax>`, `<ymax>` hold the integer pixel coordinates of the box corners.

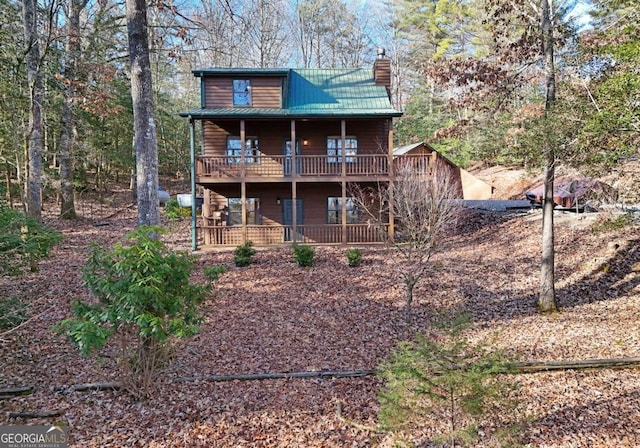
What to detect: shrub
<box><xmin>0</xmin><ymin>206</ymin><xmax>62</xmax><ymax>274</ymax></box>
<box><xmin>204</xmin><ymin>265</ymin><xmax>226</xmax><ymax>281</ymax></box>
<box><xmin>233</xmin><ymin>241</ymin><xmax>256</xmax><ymax>267</ymax></box>
<box><xmin>292</xmin><ymin>244</ymin><xmax>314</xmax><ymax>267</ymax></box>
<box><xmin>345</xmin><ymin>248</ymin><xmax>362</xmax><ymax>267</ymax></box>
<box><xmin>163</xmin><ymin>199</ymin><xmax>190</xmax><ymax>220</ymax></box>
<box><xmin>378</xmin><ymin>312</ymin><xmax>520</xmax><ymax>447</ymax></box>
<box><xmin>54</xmin><ymin>226</ymin><xmax>211</xmax><ymax>399</ymax></box>
<box><xmin>0</xmin><ymin>296</ymin><xmax>28</xmax><ymax>330</ymax></box>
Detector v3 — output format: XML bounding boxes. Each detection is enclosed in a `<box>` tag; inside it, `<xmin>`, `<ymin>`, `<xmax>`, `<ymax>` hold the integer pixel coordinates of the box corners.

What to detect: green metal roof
<box><xmin>180</xmin><ymin>68</ymin><xmax>402</xmax><ymax>119</ymax></box>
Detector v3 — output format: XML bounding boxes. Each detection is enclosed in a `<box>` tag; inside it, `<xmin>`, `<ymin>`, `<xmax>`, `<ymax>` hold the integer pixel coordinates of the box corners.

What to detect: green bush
<box><xmin>163</xmin><ymin>199</ymin><xmax>190</xmax><ymax>220</ymax></box>
<box><xmin>0</xmin><ymin>296</ymin><xmax>28</xmax><ymax>330</ymax></box>
<box><xmin>204</xmin><ymin>265</ymin><xmax>226</xmax><ymax>281</ymax></box>
<box><xmin>378</xmin><ymin>312</ymin><xmax>520</xmax><ymax>447</ymax></box>
<box><xmin>55</xmin><ymin>226</ymin><xmax>211</xmax><ymax>399</ymax></box>
<box><xmin>292</xmin><ymin>244</ymin><xmax>314</xmax><ymax>267</ymax></box>
<box><xmin>233</xmin><ymin>241</ymin><xmax>256</xmax><ymax>267</ymax></box>
<box><xmin>345</xmin><ymin>248</ymin><xmax>362</xmax><ymax>267</ymax></box>
<box><xmin>0</xmin><ymin>206</ymin><xmax>62</xmax><ymax>274</ymax></box>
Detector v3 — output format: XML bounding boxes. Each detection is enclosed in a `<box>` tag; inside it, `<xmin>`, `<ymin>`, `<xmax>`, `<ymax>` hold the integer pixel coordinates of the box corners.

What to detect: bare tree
<box><xmin>350</xmin><ymin>161</ymin><xmax>461</xmax><ymax>314</ymax></box>
<box><xmin>538</xmin><ymin>0</ymin><xmax>557</xmax><ymax>312</ymax></box>
<box><xmin>58</xmin><ymin>0</ymin><xmax>89</xmax><ymax>220</ymax></box>
<box><xmin>246</xmin><ymin>0</ymin><xmax>289</xmax><ymax>67</ymax></box>
<box><xmin>126</xmin><ymin>0</ymin><xmax>159</xmax><ymax>226</ymax></box>
<box><xmin>22</xmin><ymin>0</ymin><xmax>44</xmax><ymax>220</ymax></box>
<box><xmin>293</xmin><ymin>0</ymin><xmax>372</xmax><ymax>68</ymax></box>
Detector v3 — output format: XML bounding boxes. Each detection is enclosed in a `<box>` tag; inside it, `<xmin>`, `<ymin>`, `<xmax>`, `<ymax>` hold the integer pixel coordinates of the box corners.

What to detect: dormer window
<box><xmin>233</xmin><ymin>79</ymin><xmax>251</xmax><ymax>106</ymax></box>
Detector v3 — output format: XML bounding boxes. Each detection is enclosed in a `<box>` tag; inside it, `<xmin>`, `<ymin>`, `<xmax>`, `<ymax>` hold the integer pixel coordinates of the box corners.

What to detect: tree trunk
<box><xmin>126</xmin><ymin>0</ymin><xmax>159</xmax><ymax>227</ymax></box>
<box><xmin>59</xmin><ymin>0</ymin><xmax>85</xmax><ymax>220</ymax></box>
<box><xmin>405</xmin><ymin>274</ymin><xmax>417</xmax><ymax>315</ymax></box>
<box><xmin>22</xmin><ymin>0</ymin><xmax>43</xmax><ymax>221</ymax></box>
<box><xmin>538</xmin><ymin>0</ymin><xmax>557</xmax><ymax>313</ymax></box>
<box><xmin>5</xmin><ymin>165</ymin><xmax>13</xmax><ymax>206</ymax></box>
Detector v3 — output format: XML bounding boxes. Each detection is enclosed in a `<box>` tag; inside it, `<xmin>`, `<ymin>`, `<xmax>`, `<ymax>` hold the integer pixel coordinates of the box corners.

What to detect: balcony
<box><xmin>195</xmin><ymin>154</ymin><xmax>391</xmax><ymax>181</ymax></box>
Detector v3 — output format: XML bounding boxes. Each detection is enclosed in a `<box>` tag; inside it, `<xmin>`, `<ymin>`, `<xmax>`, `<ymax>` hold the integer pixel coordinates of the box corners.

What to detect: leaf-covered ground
<box><xmin>1</xmin><ymin>198</ymin><xmax>639</xmax><ymax>447</ymax></box>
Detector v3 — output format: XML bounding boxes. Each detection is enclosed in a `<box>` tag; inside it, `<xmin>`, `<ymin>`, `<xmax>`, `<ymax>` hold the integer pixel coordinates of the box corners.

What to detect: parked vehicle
<box><xmin>525</xmin><ymin>177</ymin><xmax>617</xmax><ymax>211</ymax></box>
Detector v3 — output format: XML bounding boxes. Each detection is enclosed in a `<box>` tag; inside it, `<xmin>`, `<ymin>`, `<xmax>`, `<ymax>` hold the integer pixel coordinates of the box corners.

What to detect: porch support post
<box><xmin>292</xmin><ymin>181</ymin><xmax>298</xmax><ymax>243</ymax></box>
<box><xmin>240</xmin><ymin>120</ymin><xmax>247</xmax><ymax>243</ymax></box>
<box><xmin>189</xmin><ymin>117</ymin><xmax>197</xmax><ymax>251</ymax></box>
<box><xmin>203</xmin><ymin>189</ymin><xmax>211</xmax><ymax>245</ymax></box>
<box><xmin>291</xmin><ymin>120</ymin><xmax>298</xmax><ymax>243</ymax></box>
<box><xmin>241</xmin><ymin>180</ymin><xmax>247</xmax><ymax>243</ymax></box>
<box><xmin>387</xmin><ymin>118</ymin><xmax>394</xmax><ymax>242</ymax></box>
<box><xmin>341</xmin><ymin>119</ymin><xmax>346</xmax><ymax>177</ymax></box>
<box><xmin>240</xmin><ymin>120</ymin><xmax>246</xmax><ymax>176</ymax></box>
<box><xmin>341</xmin><ymin>180</ymin><xmax>347</xmax><ymax>244</ymax></box>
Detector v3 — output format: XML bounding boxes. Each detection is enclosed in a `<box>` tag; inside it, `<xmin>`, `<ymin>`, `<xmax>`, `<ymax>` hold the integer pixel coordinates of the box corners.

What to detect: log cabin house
<box><xmin>180</xmin><ymin>52</ymin><xmax>446</xmax><ymax>248</ymax></box>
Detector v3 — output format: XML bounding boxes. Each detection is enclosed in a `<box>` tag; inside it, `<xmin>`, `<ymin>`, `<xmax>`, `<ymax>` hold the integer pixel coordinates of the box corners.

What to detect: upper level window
<box><xmin>327</xmin><ymin>197</ymin><xmax>359</xmax><ymax>224</ymax></box>
<box><xmin>233</xmin><ymin>80</ymin><xmax>251</xmax><ymax>106</ymax></box>
<box><xmin>227</xmin><ymin>137</ymin><xmax>259</xmax><ymax>164</ymax></box>
<box><xmin>327</xmin><ymin>136</ymin><xmax>358</xmax><ymax>163</ymax></box>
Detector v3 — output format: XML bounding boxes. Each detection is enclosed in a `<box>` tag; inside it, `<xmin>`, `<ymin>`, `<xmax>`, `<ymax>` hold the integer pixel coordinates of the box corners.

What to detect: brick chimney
<box><xmin>373</xmin><ymin>48</ymin><xmax>391</xmax><ymax>98</ymax></box>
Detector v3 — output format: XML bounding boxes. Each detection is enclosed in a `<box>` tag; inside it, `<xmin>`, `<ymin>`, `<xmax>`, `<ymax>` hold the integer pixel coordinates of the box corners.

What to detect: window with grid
<box><xmin>232</xmin><ymin>79</ymin><xmax>251</xmax><ymax>106</ymax></box>
<box><xmin>327</xmin><ymin>197</ymin><xmax>359</xmax><ymax>224</ymax></box>
<box><xmin>227</xmin><ymin>198</ymin><xmax>262</xmax><ymax>226</ymax></box>
<box><xmin>226</xmin><ymin>137</ymin><xmax>259</xmax><ymax>164</ymax></box>
<box><xmin>327</xmin><ymin>136</ymin><xmax>358</xmax><ymax>163</ymax></box>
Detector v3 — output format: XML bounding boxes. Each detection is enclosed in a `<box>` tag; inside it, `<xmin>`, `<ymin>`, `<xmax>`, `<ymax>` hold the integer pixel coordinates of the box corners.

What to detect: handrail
<box><xmin>196</xmin><ymin>154</ymin><xmax>407</xmax><ymax>178</ymax></box>
<box><xmin>199</xmin><ymin>223</ymin><xmax>389</xmax><ymax>246</ymax></box>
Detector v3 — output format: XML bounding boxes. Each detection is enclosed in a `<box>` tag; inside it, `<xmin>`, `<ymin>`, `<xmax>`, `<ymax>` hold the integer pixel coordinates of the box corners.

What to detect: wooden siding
<box><xmin>203</xmin><ymin>184</ymin><xmax>342</xmax><ymax>226</ymax></box>
<box><xmin>202</xmin><ymin>122</ymin><xmax>228</xmax><ymax>155</ymax></box>
<box><xmin>203</xmin><ymin>77</ymin><xmax>282</xmax><ymax>108</ymax></box>
<box><xmin>201</xmin><ymin>119</ymin><xmax>389</xmax><ymax>157</ymax></box>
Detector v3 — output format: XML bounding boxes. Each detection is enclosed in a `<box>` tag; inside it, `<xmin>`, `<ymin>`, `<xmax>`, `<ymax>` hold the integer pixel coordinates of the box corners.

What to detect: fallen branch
<box><xmin>0</xmin><ymin>386</ymin><xmax>34</xmax><ymax>396</ymax></box>
<box><xmin>98</xmin><ymin>203</ymin><xmax>136</xmax><ymax>221</ymax></box>
<box><xmin>177</xmin><ymin>357</ymin><xmax>640</xmax><ymax>384</ymax></box>
<box><xmin>68</xmin><ymin>381</ymin><xmax>122</xmax><ymax>392</ymax></box>
<box><xmin>512</xmin><ymin>357</ymin><xmax>640</xmax><ymax>373</ymax></box>
<box><xmin>9</xmin><ymin>410</ymin><xmax>61</xmax><ymax>419</ymax></box>
<box><xmin>11</xmin><ymin>357</ymin><xmax>640</xmax><ymax>396</ymax></box>
<box><xmin>177</xmin><ymin>369</ymin><xmax>375</xmax><ymax>383</ymax></box>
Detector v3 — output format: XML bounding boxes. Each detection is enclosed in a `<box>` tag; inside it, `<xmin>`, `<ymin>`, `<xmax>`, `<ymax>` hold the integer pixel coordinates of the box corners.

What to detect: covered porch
<box><xmin>195</xmin><ymin>182</ymin><xmax>391</xmax><ymax>248</ymax></box>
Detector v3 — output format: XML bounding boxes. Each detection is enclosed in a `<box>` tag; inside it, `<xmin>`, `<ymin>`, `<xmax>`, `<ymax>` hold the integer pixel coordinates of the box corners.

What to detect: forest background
<box><xmin>1</xmin><ymin>1</ymin><xmax>640</xmax><ymax>446</ymax></box>
<box><xmin>1</xmin><ymin>0</ymin><xmax>638</xmax><ymax>215</ymax></box>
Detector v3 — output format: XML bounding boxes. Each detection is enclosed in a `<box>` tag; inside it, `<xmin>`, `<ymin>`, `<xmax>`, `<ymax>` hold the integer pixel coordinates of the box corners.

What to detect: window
<box><xmin>327</xmin><ymin>197</ymin><xmax>359</xmax><ymax>224</ymax></box>
<box><xmin>233</xmin><ymin>79</ymin><xmax>251</xmax><ymax>106</ymax></box>
<box><xmin>226</xmin><ymin>137</ymin><xmax>259</xmax><ymax>164</ymax></box>
<box><xmin>327</xmin><ymin>136</ymin><xmax>358</xmax><ymax>163</ymax></box>
<box><xmin>284</xmin><ymin>139</ymin><xmax>300</xmax><ymax>157</ymax></box>
<box><xmin>227</xmin><ymin>198</ymin><xmax>262</xmax><ymax>225</ymax></box>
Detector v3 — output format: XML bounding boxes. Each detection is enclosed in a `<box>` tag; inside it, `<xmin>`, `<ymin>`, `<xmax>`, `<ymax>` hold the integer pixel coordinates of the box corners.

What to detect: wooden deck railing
<box><xmin>196</xmin><ymin>154</ymin><xmax>393</xmax><ymax>179</ymax></box>
<box><xmin>199</xmin><ymin>223</ymin><xmax>389</xmax><ymax>246</ymax></box>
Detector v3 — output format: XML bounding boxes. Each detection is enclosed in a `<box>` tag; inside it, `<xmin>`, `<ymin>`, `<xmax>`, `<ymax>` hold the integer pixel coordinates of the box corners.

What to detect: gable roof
<box><xmin>180</xmin><ymin>68</ymin><xmax>402</xmax><ymax>119</ymax></box>
<box><xmin>393</xmin><ymin>142</ymin><xmax>424</xmax><ymax>156</ymax></box>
